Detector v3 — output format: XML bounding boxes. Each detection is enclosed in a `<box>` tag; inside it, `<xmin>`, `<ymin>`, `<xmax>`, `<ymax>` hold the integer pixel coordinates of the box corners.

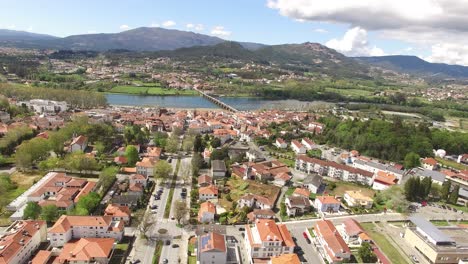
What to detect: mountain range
<box><xmin>1</xmin><ymin>27</ymin><xmax>468</xmax><ymax>80</ymax></box>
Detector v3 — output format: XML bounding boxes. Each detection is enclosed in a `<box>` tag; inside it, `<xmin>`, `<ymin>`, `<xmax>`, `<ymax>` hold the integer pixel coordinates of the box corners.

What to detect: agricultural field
<box><xmin>324</xmin><ymin>180</ymin><xmax>376</xmax><ymax>197</ymax></box>
<box><xmin>361</xmin><ymin>222</ymin><xmax>408</xmax><ymax>264</ymax></box>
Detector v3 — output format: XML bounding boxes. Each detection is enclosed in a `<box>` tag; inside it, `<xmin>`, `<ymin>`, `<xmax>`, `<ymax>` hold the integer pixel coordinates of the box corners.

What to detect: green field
<box><xmin>325</xmin><ymin>87</ymin><xmax>375</xmax><ymax>97</ymax></box>
<box><xmin>361</xmin><ymin>222</ymin><xmax>409</xmax><ymax>264</ymax></box>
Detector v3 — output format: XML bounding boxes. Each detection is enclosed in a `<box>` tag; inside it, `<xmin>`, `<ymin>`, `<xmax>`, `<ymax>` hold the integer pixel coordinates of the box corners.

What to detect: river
<box><xmin>106</xmin><ymin>94</ymin><xmax>331</xmax><ymax>111</ymax></box>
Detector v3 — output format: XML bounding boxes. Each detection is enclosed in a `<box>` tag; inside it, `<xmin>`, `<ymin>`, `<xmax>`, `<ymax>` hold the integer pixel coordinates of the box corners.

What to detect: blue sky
<box><xmin>1</xmin><ymin>0</ymin><xmax>467</xmax><ymax>65</ymax></box>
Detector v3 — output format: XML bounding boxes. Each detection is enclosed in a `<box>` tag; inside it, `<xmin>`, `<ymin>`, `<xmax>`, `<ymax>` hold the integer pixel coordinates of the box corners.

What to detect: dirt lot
<box><xmin>10</xmin><ymin>171</ymin><xmax>43</xmax><ymax>188</ymax></box>
<box><xmin>219</xmin><ymin>177</ymin><xmax>281</xmax><ymax>210</ymax></box>
<box><xmin>325</xmin><ymin>180</ymin><xmax>375</xmax><ymax>197</ymax></box>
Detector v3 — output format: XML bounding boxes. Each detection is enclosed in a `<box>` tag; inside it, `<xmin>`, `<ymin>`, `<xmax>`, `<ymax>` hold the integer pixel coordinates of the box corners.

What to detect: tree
<box><xmin>153</xmin><ymin>160</ymin><xmax>173</xmax><ymax>180</ymax></box>
<box><xmin>165</xmin><ymin>136</ymin><xmax>179</xmax><ymax>153</ymax></box>
<box><xmin>448</xmin><ymin>185</ymin><xmax>460</xmax><ymax>204</ymax></box>
<box><xmin>441</xmin><ymin>180</ymin><xmax>451</xmax><ymax>201</ymax></box>
<box><xmin>139</xmin><ymin>211</ymin><xmax>155</xmax><ymax>239</ymax></box>
<box><xmin>358</xmin><ymin>242</ymin><xmax>377</xmax><ymax>263</ymax></box>
<box><xmin>191</xmin><ymin>153</ymin><xmax>204</xmax><ymax>176</ymax></box>
<box><xmin>211</xmin><ymin>137</ymin><xmax>221</xmax><ymax>148</ymax></box>
<box><xmin>193</xmin><ymin>135</ymin><xmax>204</xmax><ymax>153</ymax></box>
<box><xmin>404</xmin><ymin>152</ymin><xmax>421</xmax><ymax>169</ymax></box>
<box><xmin>23</xmin><ymin>202</ymin><xmax>42</xmax><ymax>220</ymax></box>
<box><xmin>421</xmin><ymin>177</ymin><xmax>432</xmax><ymax>199</ymax></box>
<box><xmin>97</xmin><ymin>166</ymin><xmax>117</xmax><ymax>195</ymax></box>
<box><xmin>172</xmin><ymin>127</ymin><xmax>183</xmax><ymax>137</ymax></box>
<box><xmin>75</xmin><ymin>192</ymin><xmax>101</xmax><ymax>215</ymax></box>
<box><xmin>94</xmin><ymin>141</ymin><xmax>105</xmax><ymax>155</ymax></box>
<box><xmin>210</xmin><ymin>147</ymin><xmax>229</xmax><ymax>161</ymax></box>
<box><xmin>41</xmin><ymin>205</ymin><xmax>59</xmax><ymax>222</ymax></box>
<box><xmin>174</xmin><ymin>199</ymin><xmax>189</xmax><ymax>224</ymax></box>
<box><xmin>182</xmin><ymin>135</ymin><xmax>195</xmax><ymax>152</ymax></box>
<box><xmin>153</xmin><ymin>132</ymin><xmax>168</xmax><ymax>148</ymax></box>
<box><xmin>125</xmin><ymin>145</ymin><xmax>139</xmax><ymax>166</ymax></box>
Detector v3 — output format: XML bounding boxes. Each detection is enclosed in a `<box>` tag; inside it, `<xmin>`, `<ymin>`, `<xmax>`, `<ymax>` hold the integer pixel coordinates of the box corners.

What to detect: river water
<box><xmin>106</xmin><ymin>94</ymin><xmax>331</xmax><ymax>111</ymax></box>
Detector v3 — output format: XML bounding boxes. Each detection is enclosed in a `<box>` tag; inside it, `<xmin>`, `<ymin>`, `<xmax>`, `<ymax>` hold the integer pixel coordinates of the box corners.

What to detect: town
<box><xmin>0</xmin><ymin>97</ymin><xmax>466</xmax><ymax>264</ymax></box>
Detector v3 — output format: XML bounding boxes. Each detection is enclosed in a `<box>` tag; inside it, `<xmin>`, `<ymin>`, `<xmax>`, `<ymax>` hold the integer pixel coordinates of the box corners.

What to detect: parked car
<box><xmin>132</xmin><ymin>259</ymin><xmax>140</xmax><ymax>264</ymax></box>
<box><xmin>238</xmin><ymin>227</ymin><xmax>245</xmax><ymax>231</ymax></box>
<box><xmin>162</xmin><ymin>259</ymin><xmax>168</xmax><ymax>264</ymax></box>
<box><xmin>150</xmin><ymin>205</ymin><xmax>158</xmax><ymax>209</ymax></box>
<box><xmin>172</xmin><ymin>244</ymin><xmax>179</xmax><ymax>248</ymax></box>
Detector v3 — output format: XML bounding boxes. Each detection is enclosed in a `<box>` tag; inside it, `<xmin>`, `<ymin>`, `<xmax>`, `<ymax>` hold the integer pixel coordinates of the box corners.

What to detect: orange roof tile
<box><xmin>271</xmin><ymin>254</ymin><xmax>301</xmax><ymax>264</ymax></box>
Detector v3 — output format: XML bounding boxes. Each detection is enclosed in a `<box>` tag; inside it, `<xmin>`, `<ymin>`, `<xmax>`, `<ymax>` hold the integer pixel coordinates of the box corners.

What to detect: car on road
<box><xmin>238</xmin><ymin>227</ymin><xmax>245</xmax><ymax>231</ymax></box>
<box><xmin>154</xmin><ymin>195</ymin><xmax>160</xmax><ymax>200</ymax></box>
<box><xmin>131</xmin><ymin>259</ymin><xmax>140</xmax><ymax>264</ymax></box>
<box><xmin>151</xmin><ymin>205</ymin><xmax>158</xmax><ymax>209</ymax></box>
<box><xmin>167</xmin><ymin>158</ymin><xmax>172</xmax><ymax>163</ymax></box>
<box><xmin>162</xmin><ymin>259</ymin><xmax>168</xmax><ymax>264</ymax></box>
<box><xmin>303</xmin><ymin>232</ymin><xmax>311</xmax><ymax>244</ymax></box>
<box><xmin>171</xmin><ymin>216</ymin><xmax>175</xmax><ymax>220</ymax></box>
<box><xmin>410</xmin><ymin>255</ymin><xmax>419</xmax><ymax>263</ymax></box>
<box><xmin>165</xmin><ymin>240</ymin><xmax>171</xmax><ymax>245</ymax></box>
<box><xmin>172</xmin><ymin>244</ymin><xmax>179</xmax><ymax>248</ymax></box>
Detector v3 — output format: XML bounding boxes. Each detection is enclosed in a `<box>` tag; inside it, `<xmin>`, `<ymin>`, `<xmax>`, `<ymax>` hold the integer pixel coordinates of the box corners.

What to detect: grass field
<box><xmin>109</xmin><ymin>85</ymin><xmax>198</xmax><ymax>95</ymax></box>
<box><xmin>325</xmin><ymin>181</ymin><xmax>376</xmax><ymax>197</ymax></box>
<box><xmin>361</xmin><ymin>222</ymin><xmax>408</xmax><ymax>264</ymax></box>
<box><xmin>219</xmin><ymin>177</ymin><xmax>281</xmax><ymax>210</ymax></box>
<box><xmin>435</xmin><ymin>157</ymin><xmax>468</xmax><ymax>171</ymax></box>
<box><xmin>326</xmin><ymin>87</ymin><xmax>374</xmax><ymax>97</ymax></box>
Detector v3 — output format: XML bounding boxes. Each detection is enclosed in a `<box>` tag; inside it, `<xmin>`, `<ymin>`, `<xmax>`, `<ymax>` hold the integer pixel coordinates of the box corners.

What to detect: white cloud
<box><xmin>267</xmin><ymin>0</ymin><xmax>468</xmax><ymax>65</ymax></box>
<box><xmin>314</xmin><ymin>28</ymin><xmax>328</xmax><ymax>33</ymax></box>
<box><xmin>119</xmin><ymin>24</ymin><xmax>130</xmax><ymax>30</ymax></box>
<box><xmin>162</xmin><ymin>20</ymin><xmax>176</xmax><ymax>27</ymax></box>
<box><xmin>326</xmin><ymin>27</ymin><xmax>385</xmax><ymax>56</ymax></box>
<box><xmin>211</xmin><ymin>26</ymin><xmax>231</xmax><ymax>38</ymax></box>
<box><xmin>426</xmin><ymin>43</ymin><xmax>468</xmax><ymax>66</ymax></box>
<box><xmin>186</xmin><ymin>23</ymin><xmax>204</xmax><ymax>31</ymax></box>
<box><xmin>150</xmin><ymin>22</ymin><xmax>160</xmax><ymax>27</ymax></box>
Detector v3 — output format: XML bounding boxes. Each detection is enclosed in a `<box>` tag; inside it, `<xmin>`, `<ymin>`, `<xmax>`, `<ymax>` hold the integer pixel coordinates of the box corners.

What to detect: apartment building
<box><xmin>313</xmin><ymin>220</ymin><xmax>351</xmax><ymax>264</ymax></box>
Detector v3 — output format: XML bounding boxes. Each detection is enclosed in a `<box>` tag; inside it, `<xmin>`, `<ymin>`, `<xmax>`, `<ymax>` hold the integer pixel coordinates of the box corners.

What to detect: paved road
<box><xmin>289</xmin><ymin>227</ymin><xmax>323</xmax><ymax>264</ymax></box>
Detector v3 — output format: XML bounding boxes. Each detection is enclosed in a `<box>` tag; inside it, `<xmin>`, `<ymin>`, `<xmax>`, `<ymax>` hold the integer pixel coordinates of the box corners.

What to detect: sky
<box><xmin>1</xmin><ymin>0</ymin><xmax>468</xmax><ymax>65</ymax></box>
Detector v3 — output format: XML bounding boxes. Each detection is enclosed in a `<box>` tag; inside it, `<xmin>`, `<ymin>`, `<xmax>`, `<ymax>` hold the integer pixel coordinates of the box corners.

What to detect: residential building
<box><xmin>246</xmin><ymin>150</ymin><xmax>265</xmax><ymax>163</ymax></box>
<box><xmin>136</xmin><ymin>157</ymin><xmax>156</xmax><ymax>177</ymax></box>
<box><xmin>69</xmin><ymin>135</ymin><xmax>88</xmax><ymax>153</ymax></box>
<box><xmin>292</xmin><ymin>188</ymin><xmax>311</xmax><ymax>198</ymax></box>
<box><xmin>54</xmin><ymin>238</ymin><xmax>115</xmax><ymax>264</ymax></box>
<box><xmin>244</xmin><ymin>219</ymin><xmax>295</xmax><ymax>261</ymax></box>
<box><xmin>314</xmin><ymin>196</ymin><xmax>341</xmax><ymax>214</ymax></box>
<box><xmin>48</xmin><ymin>215</ymin><xmax>124</xmax><ymax>247</ymax></box>
<box><xmin>302</xmin><ymin>174</ymin><xmax>322</xmax><ymax>194</ymax></box>
<box><xmin>313</xmin><ymin>220</ymin><xmax>351</xmax><ymax>264</ymax></box>
<box><xmin>339</xmin><ymin>219</ymin><xmax>371</xmax><ymax>245</ymax></box>
<box><xmin>31</xmin><ymin>250</ymin><xmax>52</xmax><ymax>264</ymax></box>
<box><xmin>247</xmin><ymin>209</ymin><xmax>276</xmax><ymax>222</ymax></box>
<box><xmin>343</xmin><ymin>190</ymin><xmax>373</xmax><ymax>209</ymax></box>
<box><xmin>0</xmin><ymin>220</ymin><xmax>47</xmax><ymax>264</ymax></box>
<box><xmin>422</xmin><ymin>157</ymin><xmax>439</xmax><ymax>170</ymax></box>
<box><xmin>199</xmin><ymin>184</ymin><xmax>219</xmax><ymax>201</ymax></box>
<box><xmin>129</xmin><ymin>173</ymin><xmax>148</xmax><ymax>188</ymax></box>
<box><xmin>353</xmin><ymin>159</ymin><xmax>405</xmax><ymax>180</ymax></box>
<box><xmin>275</xmin><ymin>138</ymin><xmax>287</xmax><ymax>149</ymax></box>
<box><xmin>111</xmin><ymin>194</ymin><xmax>139</xmax><ymax>208</ymax></box>
<box><xmin>198</xmin><ymin>174</ymin><xmax>213</xmax><ymax>187</ymax></box>
<box><xmin>238</xmin><ymin>194</ymin><xmax>274</xmax><ymax>210</ymax></box>
<box><xmin>301</xmin><ymin>138</ymin><xmax>317</xmax><ymax>151</ymax></box>
<box><xmin>372</xmin><ymin>171</ymin><xmax>397</xmax><ymax>190</ymax></box>
<box><xmin>212</xmin><ymin>160</ymin><xmax>227</xmax><ymax>178</ymax></box>
<box><xmin>198</xmin><ymin>201</ymin><xmax>216</xmax><ymax>223</ymax></box>
<box><xmin>197</xmin><ymin>232</ymin><xmax>229</xmax><ymax>264</ymax></box>
<box><xmin>291</xmin><ymin>140</ymin><xmax>306</xmax><ymax>154</ymax></box>
<box><xmin>285</xmin><ymin>196</ymin><xmax>312</xmax><ymax>217</ymax></box>
<box><xmin>410</xmin><ymin>168</ymin><xmax>446</xmax><ymax>185</ymax></box>
<box><xmin>404</xmin><ymin>216</ymin><xmax>468</xmax><ymax>264</ymax></box>
<box><xmin>104</xmin><ymin>204</ymin><xmax>131</xmax><ymax>225</ymax></box>
<box><xmin>17</xmin><ymin>99</ymin><xmax>67</xmax><ymax>114</ymax></box>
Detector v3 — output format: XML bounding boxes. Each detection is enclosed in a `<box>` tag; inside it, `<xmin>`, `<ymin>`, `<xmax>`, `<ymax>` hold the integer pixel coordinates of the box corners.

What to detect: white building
<box><xmin>343</xmin><ymin>191</ymin><xmax>373</xmax><ymax>209</ymax></box>
<box><xmin>244</xmin><ymin>219</ymin><xmax>295</xmax><ymax>261</ymax></box>
<box><xmin>291</xmin><ymin>140</ymin><xmax>306</xmax><ymax>154</ymax></box>
<box><xmin>48</xmin><ymin>215</ymin><xmax>124</xmax><ymax>247</ymax></box>
<box><xmin>197</xmin><ymin>232</ymin><xmax>227</xmax><ymax>264</ymax></box>
<box><xmin>17</xmin><ymin>99</ymin><xmax>68</xmax><ymax>114</ymax></box>
<box><xmin>275</xmin><ymin>138</ymin><xmax>287</xmax><ymax>149</ymax></box>
<box><xmin>0</xmin><ymin>220</ymin><xmax>47</xmax><ymax>264</ymax></box>
<box><xmin>314</xmin><ymin>196</ymin><xmax>341</xmax><ymax>214</ymax></box>
<box><xmin>136</xmin><ymin>157</ymin><xmax>156</xmax><ymax>177</ymax></box>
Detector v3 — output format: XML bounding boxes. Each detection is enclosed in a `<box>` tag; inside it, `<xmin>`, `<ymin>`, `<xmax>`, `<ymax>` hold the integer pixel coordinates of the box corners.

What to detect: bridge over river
<box><xmin>193</xmin><ymin>87</ymin><xmax>239</xmax><ymax>112</ymax></box>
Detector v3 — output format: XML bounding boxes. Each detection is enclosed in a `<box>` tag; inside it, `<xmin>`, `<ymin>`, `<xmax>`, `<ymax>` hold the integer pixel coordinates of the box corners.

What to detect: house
<box><xmin>238</xmin><ymin>194</ymin><xmax>274</xmax><ymax>210</ymax></box>
<box><xmin>343</xmin><ymin>190</ymin><xmax>373</xmax><ymax>209</ymax></box>
<box><xmin>302</xmin><ymin>174</ymin><xmax>322</xmax><ymax>194</ymax></box>
<box><xmin>275</xmin><ymin>138</ymin><xmax>287</xmax><ymax>149</ymax></box>
<box><xmin>340</xmin><ymin>219</ymin><xmax>371</xmax><ymax>245</ymax></box>
<box><xmin>129</xmin><ymin>173</ymin><xmax>148</xmax><ymax>188</ymax></box>
<box><xmin>247</xmin><ymin>209</ymin><xmax>276</xmax><ymax>222</ymax></box>
<box><xmin>198</xmin><ymin>201</ymin><xmax>216</xmax><ymax>223</ymax></box>
<box><xmin>54</xmin><ymin>238</ymin><xmax>115</xmax><ymax>264</ymax></box>
<box><xmin>0</xmin><ymin>220</ymin><xmax>47</xmax><ymax>264</ymax></box>
<box><xmin>301</xmin><ymin>138</ymin><xmax>317</xmax><ymax>151</ymax></box>
<box><xmin>246</xmin><ymin>149</ymin><xmax>265</xmax><ymax>163</ymax></box>
<box><xmin>197</xmin><ymin>232</ymin><xmax>227</xmax><ymax>264</ymax></box>
<box><xmin>353</xmin><ymin>159</ymin><xmax>405</xmax><ymax>181</ymax></box>
<box><xmin>114</xmin><ymin>156</ymin><xmax>127</xmax><ymax>165</ymax></box>
<box><xmin>31</xmin><ymin>250</ymin><xmax>52</xmax><ymax>264</ymax></box>
<box><xmin>203</xmin><ymin>148</ymin><xmax>211</xmax><ymax>163</ymax></box>
<box><xmin>199</xmin><ymin>184</ymin><xmax>219</xmax><ymax>201</ymax></box>
<box><xmin>198</xmin><ymin>174</ymin><xmax>213</xmax><ymax>187</ymax></box>
<box><xmin>314</xmin><ymin>196</ymin><xmax>341</xmax><ymax>214</ymax></box>
<box><xmin>372</xmin><ymin>171</ymin><xmax>397</xmax><ymax>190</ymax></box>
<box><xmin>411</xmin><ymin>168</ymin><xmax>446</xmax><ymax>185</ymax></box>
<box><xmin>285</xmin><ymin>196</ymin><xmax>312</xmax><ymax>216</ymax></box>
<box><xmin>308</xmin><ymin>122</ymin><xmax>324</xmax><ymax>134</ymax></box>
<box><xmin>292</xmin><ymin>188</ymin><xmax>311</xmax><ymax>198</ymax></box>
<box><xmin>104</xmin><ymin>204</ymin><xmax>131</xmax><ymax>225</ymax></box>
<box><xmin>457</xmin><ymin>154</ymin><xmax>468</xmax><ymax>164</ymax></box>
<box><xmin>422</xmin><ymin>157</ymin><xmax>438</xmax><ymax>170</ymax></box>
<box><xmin>145</xmin><ymin>146</ymin><xmax>162</xmax><ymax>159</ymax></box>
<box><xmin>111</xmin><ymin>194</ymin><xmax>139</xmax><ymax>208</ymax></box>
<box><xmin>273</xmin><ymin>173</ymin><xmax>292</xmax><ymax>187</ymax></box>
<box><xmin>48</xmin><ymin>215</ymin><xmax>124</xmax><ymax>247</ymax></box>
<box><xmin>211</xmin><ymin>160</ymin><xmax>227</xmax><ymax>178</ymax></box>
<box><xmin>291</xmin><ymin>140</ymin><xmax>306</xmax><ymax>154</ymax></box>
<box><xmin>128</xmin><ymin>183</ymin><xmax>144</xmax><ymax>196</ymax></box>
<box><xmin>136</xmin><ymin>157</ymin><xmax>156</xmax><ymax>177</ymax></box>
<box><xmin>244</xmin><ymin>219</ymin><xmax>295</xmax><ymax>260</ymax></box>
<box><xmin>313</xmin><ymin>220</ymin><xmax>351</xmax><ymax>264</ymax></box>
<box><xmin>69</xmin><ymin>135</ymin><xmax>88</xmax><ymax>152</ymax></box>
<box><xmin>269</xmin><ymin>253</ymin><xmax>301</xmax><ymax>264</ymax></box>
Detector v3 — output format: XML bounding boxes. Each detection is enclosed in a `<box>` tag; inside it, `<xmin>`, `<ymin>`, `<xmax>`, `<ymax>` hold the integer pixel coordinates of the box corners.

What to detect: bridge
<box><xmin>193</xmin><ymin>87</ymin><xmax>239</xmax><ymax>112</ymax></box>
